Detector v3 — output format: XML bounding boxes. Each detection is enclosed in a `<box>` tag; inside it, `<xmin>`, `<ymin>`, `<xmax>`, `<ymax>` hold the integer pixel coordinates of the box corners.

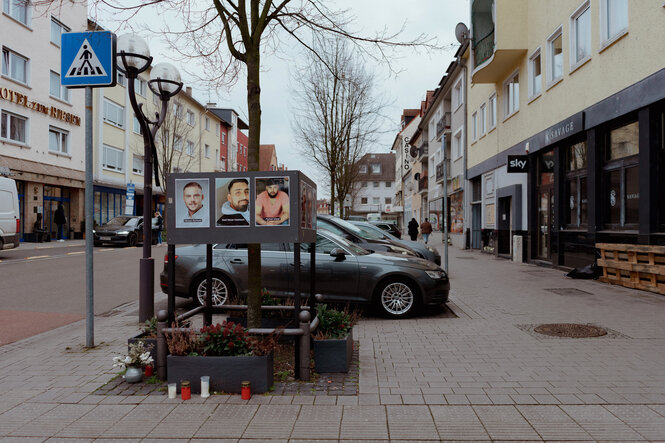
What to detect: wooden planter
<box><xmin>313</xmin><ymin>333</ymin><xmax>353</xmax><ymax>373</ymax></box>
<box><xmin>127</xmin><ymin>333</ymin><xmax>157</xmax><ymax>365</ymax></box>
<box><xmin>167</xmin><ymin>353</ymin><xmax>274</xmax><ymax>394</ymax></box>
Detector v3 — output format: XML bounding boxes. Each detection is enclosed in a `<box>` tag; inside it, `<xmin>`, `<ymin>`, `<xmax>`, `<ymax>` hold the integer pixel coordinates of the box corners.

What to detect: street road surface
<box><xmin>0</xmin><ymin>243</ymin><xmax>165</xmax><ymax>345</ymax></box>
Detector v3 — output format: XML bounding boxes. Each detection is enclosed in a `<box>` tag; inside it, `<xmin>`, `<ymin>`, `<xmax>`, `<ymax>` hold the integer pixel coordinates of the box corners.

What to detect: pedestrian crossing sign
<box><xmin>61</xmin><ymin>31</ymin><xmax>116</xmax><ymax>88</ymax></box>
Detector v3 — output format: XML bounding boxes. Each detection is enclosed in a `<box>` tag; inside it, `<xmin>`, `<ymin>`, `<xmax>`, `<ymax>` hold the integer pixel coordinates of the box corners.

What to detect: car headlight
<box><xmin>426</xmin><ymin>246</ymin><xmax>435</xmax><ymax>253</ymax></box>
<box><xmin>425</xmin><ymin>270</ymin><xmax>445</xmax><ymax>279</ymax></box>
<box><xmin>116</xmin><ymin>230</ymin><xmax>129</xmax><ymax>235</ymax></box>
<box><xmin>390</xmin><ymin>246</ymin><xmax>414</xmax><ymax>256</ymax></box>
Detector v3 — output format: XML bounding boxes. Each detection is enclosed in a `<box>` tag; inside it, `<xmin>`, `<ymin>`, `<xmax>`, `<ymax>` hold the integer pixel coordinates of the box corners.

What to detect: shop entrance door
<box><xmin>471</xmin><ymin>203</ymin><xmax>481</xmax><ymax>249</ymax></box>
<box><xmin>537</xmin><ymin>188</ymin><xmax>553</xmax><ymax>260</ymax></box>
<box><xmin>497</xmin><ymin>196</ymin><xmax>511</xmax><ymax>255</ymax></box>
<box><xmin>44</xmin><ymin>186</ymin><xmax>71</xmax><ymax>240</ymax></box>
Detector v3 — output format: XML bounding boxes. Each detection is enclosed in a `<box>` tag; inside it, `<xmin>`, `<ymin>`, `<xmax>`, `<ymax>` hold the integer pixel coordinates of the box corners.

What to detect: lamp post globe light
<box><xmin>116</xmin><ymin>34</ymin><xmax>183</xmax><ymax>322</ymax></box>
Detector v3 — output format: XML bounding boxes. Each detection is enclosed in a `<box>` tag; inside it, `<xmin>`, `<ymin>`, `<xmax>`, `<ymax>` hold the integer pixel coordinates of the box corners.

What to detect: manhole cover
<box><xmin>534</xmin><ymin>323</ymin><xmax>607</xmax><ymax>338</ymax></box>
<box><xmin>545</xmin><ymin>288</ymin><xmax>592</xmax><ymax>296</ymax></box>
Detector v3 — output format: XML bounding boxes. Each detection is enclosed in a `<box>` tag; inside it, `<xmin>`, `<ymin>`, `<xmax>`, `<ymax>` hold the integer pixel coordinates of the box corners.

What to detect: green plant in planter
<box><xmin>315</xmin><ymin>304</ymin><xmax>357</xmax><ymax>339</ymax></box>
<box><xmin>142</xmin><ymin>316</ymin><xmax>157</xmax><ymax>338</ymax></box>
<box><xmin>200</xmin><ymin>322</ymin><xmax>254</xmax><ymax>356</ymax></box>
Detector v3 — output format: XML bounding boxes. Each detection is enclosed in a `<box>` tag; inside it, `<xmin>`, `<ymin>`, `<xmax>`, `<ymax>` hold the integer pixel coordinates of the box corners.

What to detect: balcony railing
<box><xmin>473</xmin><ymin>28</ymin><xmax>495</xmax><ymax>67</ymax></box>
<box><xmin>436</xmin><ymin>112</ymin><xmax>451</xmax><ymax>139</ymax></box>
<box><xmin>418</xmin><ymin>176</ymin><xmax>428</xmax><ymax>192</ymax></box>
<box><xmin>418</xmin><ymin>141</ymin><xmax>428</xmax><ymax>159</ymax></box>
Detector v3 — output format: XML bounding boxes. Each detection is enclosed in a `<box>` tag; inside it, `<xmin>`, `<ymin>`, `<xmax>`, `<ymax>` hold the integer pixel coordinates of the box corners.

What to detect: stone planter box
<box><xmin>127</xmin><ymin>333</ymin><xmax>157</xmax><ymax>364</ymax></box>
<box><xmin>167</xmin><ymin>353</ymin><xmax>273</xmax><ymax>394</ymax></box>
<box><xmin>313</xmin><ymin>333</ymin><xmax>353</xmax><ymax>373</ymax></box>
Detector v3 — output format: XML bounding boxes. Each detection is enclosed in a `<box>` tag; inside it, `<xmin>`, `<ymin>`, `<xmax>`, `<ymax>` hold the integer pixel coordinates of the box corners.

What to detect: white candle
<box><xmin>200</xmin><ymin>376</ymin><xmax>210</xmax><ymax>398</ymax></box>
<box><xmin>168</xmin><ymin>383</ymin><xmax>177</xmax><ymax>399</ymax></box>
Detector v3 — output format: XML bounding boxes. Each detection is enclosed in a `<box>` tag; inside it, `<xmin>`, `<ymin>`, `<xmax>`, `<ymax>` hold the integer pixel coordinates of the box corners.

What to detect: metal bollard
<box><xmin>298</xmin><ymin>310</ymin><xmax>311</xmax><ymax>382</ymax></box>
<box><xmin>156</xmin><ymin>309</ymin><xmax>168</xmax><ymax>380</ymax></box>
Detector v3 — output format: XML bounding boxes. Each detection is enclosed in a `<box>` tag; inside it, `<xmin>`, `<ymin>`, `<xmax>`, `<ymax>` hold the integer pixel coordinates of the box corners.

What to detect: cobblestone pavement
<box><xmin>1</xmin><ymin>243</ymin><xmax>665</xmax><ymax>441</ymax></box>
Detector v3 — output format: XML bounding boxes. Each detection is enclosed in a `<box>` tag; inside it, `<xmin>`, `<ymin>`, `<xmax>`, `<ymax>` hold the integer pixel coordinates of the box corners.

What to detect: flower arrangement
<box><xmin>113</xmin><ymin>341</ymin><xmax>154</xmax><ymax>369</ymax></box>
<box><xmin>314</xmin><ymin>304</ymin><xmax>358</xmax><ymax>340</ymax></box>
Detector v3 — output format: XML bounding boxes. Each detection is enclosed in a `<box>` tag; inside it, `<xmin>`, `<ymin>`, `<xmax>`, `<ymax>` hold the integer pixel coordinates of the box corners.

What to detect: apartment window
<box><xmin>133</xmin><ymin>115</ymin><xmax>143</xmax><ymax>135</ymax></box>
<box><xmin>174</xmin><ymin>137</ymin><xmax>182</xmax><ymax>152</ymax></box>
<box><xmin>50</xmin><ymin>18</ymin><xmax>69</xmax><ymax>46</ymax></box>
<box><xmin>373</xmin><ymin>181</ymin><xmax>380</xmax><ymax>188</ymax></box>
<box><xmin>372</xmin><ymin>197</ymin><xmax>380</xmax><ymax>205</ymax></box>
<box><xmin>116</xmin><ymin>71</ymin><xmax>126</xmax><ymax>87</ymax></box>
<box><xmin>453</xmin><ymin>79</ymin><xmax>463</xmax><ymax>109</ymax></box>
<box><xmin>361</xmin><ymin>182</ymin><xmax>368</xmax><ymax>188</ymax></box>
<box><xmin>604</xmin><ymin>121</ymin><xmax>639</xmax><ymax>228</ymax></box>
<box><xmin>186</xmin><ymin>110</ymin><xmax>195</xmax><ymax>126</ymax></box>
<box><xmin>488</xmin><ymin>94</ymin><xmax>497</xmax><ymax>129</ymax></box>
<box><xmin>173</xmin><ymin>102</ymin><xmax>183</xmax><ymax>118</ymax></box>
<box><xmin>547</xmin><ymin>28</ymin><xmax>563</xmax><ymax>84</ymax></box>
<box><xmin>205</xmin><ymin>117</ymin><xmax>210</xmax><ymax>131</ymax></box>
<box><xmin>221</xmin><ymin>156</ymin><xmax>226</xmax><ymax>170</ymax></box>
<box><xmin>471</xmin><ymin>111</ymin><xmax>478</xmax><ymax>140</ymax></box>
<box><xmin>103</xmin><ymin>145</ymin><xmax>124</xmax><ymax>172</ymax></box>
<box><xmin>371</xmin><ymin>163</ymin><xmax>381</xmax><ymax>174</ymax></box>
<box><xmin>3</xmin><ymin>0</ymin><xmax>30</xmax><ymax>25</ymax></box>
<box><xmin>503</xmin><ymin>71</ymin><xmax>520</xmax><ymax>118</ymax></box>
<box><xmin>49</xmin><ymin>71</ymin><xmax>70</xmax><ymax>102</ymax></box>
<box><xmin>48</xmin><ymin>126</ymin><xmax>69</xmax><ymax>154</ymax></box>
<box><xmin>205</xmin><ymin>144</ymin><xmax>210</xmax><ymax>158</ymax></box>
<box><xmin>361</xmin><ymin>197</ymin><xmax>368</xmax><ymax>204</ymax></box>
<box><xmin>529</xmin><ymin>49</ymin><xmax>542</xmax><ymax>98</ymax></box>
<box><xmin>385</xmin><ymin>181</ymin><xmax>392</xmax><ymax>188</ymax></box>
<box><xmin>103</xmin><ymin>99</ymin><xmax>124</xmax><ymax>128</ymax></box>
<box><xmin>221</xmin><ymin>132</ymin><xmax>226</xmax><ymax>144</ymax></box>
<box><xmin>453</xmin><ymin>129</ymin><xmax>463</xmax><ymax>159</ymax></box>
<box><xmin>385</xmin><ymin>197</ymin><xmax>391</xmax><ymax>204</ymax></box>
<box><xmin>134</xmin><ymin>78</ymin><xmax>147</xmax><ymax>97</ymax></box>
<box><xmin>2</xmin><ymin>47</ymin><xmax>28</xmax><ymax>84</ymax></box>
<box><xmin>216</xmin><ymin>124</ymin><xmax>220</xmax><ymax>136</ymax></box>
<box><xmin>601</xmin><ymin>0</ymin><xmax>628</xmax><ymax>44</ymax></box>
<box><xmin>359</xmin><ymin>165</ymin><xmax>367</xmax><ymax>173</ymax></box>
<box><xmin>186</xmin><ymin>140</ymin><xmax>194</xmax><ymax>156</ymax></box>
<box><xmin>0</xmin><ymin>110</ymin><xmax>27</xmax><ymax>144</ymax></box>
<box><xmin>479</xmin><ymin>104</ymin><xmax>486</xmax><ymax>135</ymax></box>
<box><xmin>132</xmin><ymin>155</ymin><xmax>144</xmax><ymax>175</ymax></box>
<box><xmin>571</xmin><ymin>2</ymin><xmax>591</xmax><ymax>67</ymax></box>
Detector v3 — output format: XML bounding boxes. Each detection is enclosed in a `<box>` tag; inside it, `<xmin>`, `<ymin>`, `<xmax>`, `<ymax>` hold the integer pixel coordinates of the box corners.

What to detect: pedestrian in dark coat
<box><xmin>407</xmin><ymin>218</ymin><xmax>419</xmax><ymax>241</ymax></box>
<box><xmin>54</xmin><ymin>204</ymin><xmax>66</xmax><ymax>241</ymax></box>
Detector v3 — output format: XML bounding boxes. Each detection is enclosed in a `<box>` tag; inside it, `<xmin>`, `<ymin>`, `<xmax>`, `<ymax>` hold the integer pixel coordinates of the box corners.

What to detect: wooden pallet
<box><xmin>596</xmin><ymin>243</ymin><xmax>665</xmax><ymax>295</ymax></box>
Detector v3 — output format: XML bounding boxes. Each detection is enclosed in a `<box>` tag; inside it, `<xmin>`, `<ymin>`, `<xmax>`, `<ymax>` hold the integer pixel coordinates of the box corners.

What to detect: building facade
<box><xmin>467</xmin><ymin>0</ymin><xmax>665</xmax><ymax>266</ymax></box>
<box><xmin>0</xmin><ymin>1</ymin><xmax>87</xmax><ymax>240</ymax></box>
<box><xmin>209</xmin><ymin>107</ymin><xmax>248</xmax><ymax>172</ymax></box>
<box><xmin>391</xmin><ymin>109</ymin><xmax>421</xmax><ymax>230</ymax></box>
<box><xmin>352</xmin><ymin>153</ymin><xmax>396</xmax><ymax>219</ymax></box>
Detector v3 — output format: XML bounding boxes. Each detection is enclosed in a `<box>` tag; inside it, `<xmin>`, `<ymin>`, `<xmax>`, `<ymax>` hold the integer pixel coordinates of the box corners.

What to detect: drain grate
<box><xmin>545</xmin><ymin>288</ymin><xmax>592</xmax><ymax>296</ymax></box>
<box><xmin>534</xmin><ymin>323</ymin><xmax>607</xmax><ymax>338</ymax></box>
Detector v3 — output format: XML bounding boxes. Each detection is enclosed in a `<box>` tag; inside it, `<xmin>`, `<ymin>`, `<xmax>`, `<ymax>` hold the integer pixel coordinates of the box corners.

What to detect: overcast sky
<box><xmin>93</xmin><ymin>1</ymin><xmax>470</xmax><ymax>196</ymax></box>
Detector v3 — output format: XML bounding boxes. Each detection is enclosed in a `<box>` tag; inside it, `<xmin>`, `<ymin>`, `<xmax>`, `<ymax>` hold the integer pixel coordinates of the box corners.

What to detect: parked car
<box><xmin>346</xmin><ymin>215</ymin><xmax>367</xmax><ymax>222</ymax></box>
<box><xmin>0</xmin><ymin>177</ymin><xmax>20</xmax><ymax>250</ymax></box>
<box><xmin>317</xmin><ymin>214</ymin><xmax>417</xmax><ymax>257</ymax></box>
<box><xmin>371</xmin><ymin>220</ymin><xmax>402</xmax><ymax>239</ymax></box>
<box><xmin>93</xmin><ymin>216</ymin><xmax>159</xmax><ymax>246</ymax></box>
<box><xmin>351</xmin><ymin>221</ymin><xmax>440</xmax><ymax>265</ymax></box>
<box><xmin>159</xmin><ymin>229</ymin><xmax>449</xmax><ymax>318</ymax></box>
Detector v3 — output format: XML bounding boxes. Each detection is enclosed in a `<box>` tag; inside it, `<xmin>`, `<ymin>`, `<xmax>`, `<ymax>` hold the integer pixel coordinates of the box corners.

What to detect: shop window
<box><xmin>565</xmin><ymin>141</ymin><xmax>588</xmax><ymax>228</ymax></box>
<box><xmin>538</xmin><ymin>151</ymin><xmax>555</xmax><ymax>186</ymax></box>
<box><xmin>603</xmin><ymin>120</ymin><xmax>639</xmax><ymax>228</ymax></box>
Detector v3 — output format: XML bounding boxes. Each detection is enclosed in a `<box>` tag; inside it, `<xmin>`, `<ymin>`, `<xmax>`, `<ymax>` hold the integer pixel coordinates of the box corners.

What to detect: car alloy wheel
<box><xmin>196</xmin><ymin>275</ymin><xmax>230</xmax><ymax>307</ymax></box>
<box><xmin>127</xmin><ymin>233</ymin><xmax>137</xmax><ymax>247</ymax></box>
<box><xmin>379</xmin><ymin>281</ymin><xmax>415</xmax><ymax>317</ymax></box>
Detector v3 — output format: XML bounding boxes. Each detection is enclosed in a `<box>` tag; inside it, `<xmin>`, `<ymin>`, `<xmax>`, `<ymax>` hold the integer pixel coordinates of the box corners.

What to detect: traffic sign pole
<box><xmin>85</xmin><ymin>86</ymin><xmax>94</xmax><ymax>348</ymax></box>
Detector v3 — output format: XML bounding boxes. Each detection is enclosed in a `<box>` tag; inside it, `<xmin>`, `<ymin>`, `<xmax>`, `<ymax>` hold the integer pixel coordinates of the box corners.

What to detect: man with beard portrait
<box><xmin>217</xmin><ymin>179</ymin><xmax>250</xmax><ymax>226</ymax></box>
<box><xmin>255</xmin><ymin>178</ymin><xmax>289</xmax><ymax>225</ymax></box>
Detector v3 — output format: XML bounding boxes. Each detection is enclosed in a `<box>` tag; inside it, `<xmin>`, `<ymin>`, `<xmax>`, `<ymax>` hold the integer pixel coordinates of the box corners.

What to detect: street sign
<box><xmin>61</xmin><ymin>31</ymin><xmax>116</xmax><ymax>88</ymax></box>
<box><xmin>125</xmin><ymin>183</ymin><xmax>135</xmax><ymax>215</ymax></box>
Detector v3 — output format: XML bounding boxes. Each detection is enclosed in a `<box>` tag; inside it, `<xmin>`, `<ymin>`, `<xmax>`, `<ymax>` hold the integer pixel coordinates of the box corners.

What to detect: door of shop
<box><xmin>537</xmin><ymin>189</ymin><xmax>553</xmax><ymax>259</ymax></box>
<box><xmin>497</xmin><ymin>196</ymin><xmax>511</xmax><ymax>255</ymax></box>
<box><xmin>44</xmin><ymin>186</ymin><xmax>71</xmax><ymax>240</ymax></box>
<box><xmin>471</xmin><ymin>203</ymin><xmax>481</xmax><ymax>249</ymax></box>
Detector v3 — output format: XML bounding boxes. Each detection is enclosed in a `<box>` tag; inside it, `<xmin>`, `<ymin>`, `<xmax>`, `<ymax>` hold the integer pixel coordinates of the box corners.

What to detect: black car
<box><xmin>317</xmin><ymin>214</ymin><xmax>417</xmax><ymax>257</ymax></box>
<box><xmin>93</xmin><ymin>216</ymin><xmax>159</xmax><ymax>247</ymax></box>
<box><xmin>371</xmin><ymin>220</ymin><xmax>402</xmax><ymax>239</ymax></box>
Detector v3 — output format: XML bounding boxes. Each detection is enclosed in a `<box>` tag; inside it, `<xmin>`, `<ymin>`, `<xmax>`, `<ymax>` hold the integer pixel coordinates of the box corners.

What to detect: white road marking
<box><xmin>27</xmin><ymin>255</ymin><xmax>49</xmax><ymax>260</ymax></box>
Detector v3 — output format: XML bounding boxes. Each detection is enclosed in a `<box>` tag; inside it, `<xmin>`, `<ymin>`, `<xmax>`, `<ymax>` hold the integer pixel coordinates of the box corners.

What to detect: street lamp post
<box><xmin>116</xmin><ymin>34</ymin><xmax>183</xmax><ymax>322</ymax></box>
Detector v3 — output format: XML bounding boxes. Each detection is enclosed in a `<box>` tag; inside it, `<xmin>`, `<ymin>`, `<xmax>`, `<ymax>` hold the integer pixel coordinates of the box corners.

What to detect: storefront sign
<box><xmin>451</xmin><ymin>175</ymin><xmax>462</xmax><ymax>191</ymax></box>
<box><xmin>544</xmin><ymin>112</ymin><xmax>584</xmax><ymax>145</ymax></box>
<box><xmin>402</xmin><ymin>136</ymin><xmax>411</xmax><ymax>172</ymax></box>
<box><xmin>125</xmin><ymin>183</ymin><xmax>135</xmax><ymax>215</ymax></box>
<box><xmin>0</xmin><ymin>87</ymin><xmax>81</xmax><ymax>126</ymax></box>
<box><xmin>507</xmin><ymin>155</ymin><xmax>529</xmax><ymax>173</ymax></box>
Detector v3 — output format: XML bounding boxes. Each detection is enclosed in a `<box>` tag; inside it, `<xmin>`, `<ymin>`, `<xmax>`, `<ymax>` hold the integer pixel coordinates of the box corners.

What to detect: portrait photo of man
<box><xmin>255</xmin><ymin>177</ymin><xmax>290</xmax><ymax>226</ymax></box>
<box><xmin>216</xmin><ymin>178</ymin><xmax>250</xmax><ymax>226</ymax></box>
<box><xmin>175</xmin><ymin>179</ymin><xmax>210</xmax><ymax>228</ymax></box>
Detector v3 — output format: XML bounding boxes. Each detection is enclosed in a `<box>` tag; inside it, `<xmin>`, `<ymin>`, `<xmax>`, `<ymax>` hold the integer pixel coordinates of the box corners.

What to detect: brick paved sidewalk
<box><xmin>1</xmin><ymin>245</ymin><xmax>664</xmax><ymax>441</ymax></box>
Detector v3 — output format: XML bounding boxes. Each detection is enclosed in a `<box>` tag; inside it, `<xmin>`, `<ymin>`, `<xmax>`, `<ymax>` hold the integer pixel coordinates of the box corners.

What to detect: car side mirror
<box><xmin>329</xmin><ymin>248</ymin><xmax>346</xmax><ymax>260</ymax></box>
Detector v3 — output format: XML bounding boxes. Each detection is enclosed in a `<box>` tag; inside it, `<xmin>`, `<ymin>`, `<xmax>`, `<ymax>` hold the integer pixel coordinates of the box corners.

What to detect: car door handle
<box><xmin>230</xmin><ymin>258</ymin><xmax>244</xmax><ymax>264</ymax></box>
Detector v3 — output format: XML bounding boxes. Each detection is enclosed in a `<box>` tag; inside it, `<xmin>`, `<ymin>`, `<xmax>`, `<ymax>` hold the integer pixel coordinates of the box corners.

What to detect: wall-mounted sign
<box><xmin>167</xmin><ymin>171</ymin><xmax>316</xmax><ymax>244</ymax></box>
<box><xmin>402</xmin><ymin>136</ymin><xmax>411</xmax><ymax>172</ymax></box>
<box><xmin>507</xmin><ymin>155</ymin><xmax>529</xmax><ymax>173</ymax></box>
<box><xmin>0</xmin><ymin>87</ymin><xmax>81</xmax><ymax>126</ymax></box>
<box><xmin>544</xmin><ymin>112</ymin><xmax>584</xmax><ymax>145</ymax></box>
<box><xmin>125</xmin><ymin>183</ymin><xmax>135</xmax><ymax>215</ymax></box>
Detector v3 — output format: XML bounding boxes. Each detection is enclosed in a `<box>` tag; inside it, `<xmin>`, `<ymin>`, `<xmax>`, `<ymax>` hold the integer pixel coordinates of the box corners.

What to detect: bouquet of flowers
<box><xmin>113</xmin><ymin>341</ymin><xmax>154</xmax><ymax>369</ymax></box>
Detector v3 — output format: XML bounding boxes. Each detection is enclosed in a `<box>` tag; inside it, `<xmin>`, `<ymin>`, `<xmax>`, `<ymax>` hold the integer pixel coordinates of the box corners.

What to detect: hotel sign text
<box><xmin>0</xmin><ymin>87</ymin><xmax>81</xmax><ymax>126</ymax></box>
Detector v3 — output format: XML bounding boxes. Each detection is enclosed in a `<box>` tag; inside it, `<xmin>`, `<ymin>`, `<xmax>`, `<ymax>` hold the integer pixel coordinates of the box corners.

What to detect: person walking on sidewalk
<box><xmin>154</xmin><ymin>211</ymin><xmax>164</xmax><ymax>245</ymax></box>
<box><xmin>408</xmin><ymin>218</ymin><xmax>419</xmax><ymax>241</ymax></box>
<box><xmin>54</xmin><ymin>204</ymin><xmax>66</xmax><ymax>242</ymax></box>
<box><xmin>420</xmin><ymin>218</ymin><xmax>433</xmax><ymax>244</ymax></box>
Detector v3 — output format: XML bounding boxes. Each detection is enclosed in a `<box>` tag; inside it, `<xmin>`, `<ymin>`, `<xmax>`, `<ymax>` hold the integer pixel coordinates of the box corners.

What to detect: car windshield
<box><xmin>354</xmin><ymin>222</ymin><xmax>396</xmax><ymax>240</ymax></box>
<box><xmin>107</xmin><ymin>216</ymin><xmax>137</xmax><ymax>226</ymax></box>
<box><xmin>352</xmin><ymin>223</ymin><xmax>386</xmax><ymax>240</ymax></box>
<box><xmin>324</xmin><ymin>216</ymin><xmax>377</xmax><ymax>239</ymax></box>
<box><xmin>302</xmin><ymin>229</ymin><xmax>369</xmax><ymax>256</ymax></box>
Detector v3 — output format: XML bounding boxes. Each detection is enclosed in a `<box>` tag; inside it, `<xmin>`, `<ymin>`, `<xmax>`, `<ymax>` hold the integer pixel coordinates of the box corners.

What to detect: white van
<box><xmin>0</xmin><ymin>177</ymin><xmax>20</xmax><ymax>250</ymax></box>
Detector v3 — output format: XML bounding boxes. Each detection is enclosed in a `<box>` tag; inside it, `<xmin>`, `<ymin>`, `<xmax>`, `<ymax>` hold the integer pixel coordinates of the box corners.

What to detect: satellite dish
<box><xmin>409</xmin><ymin>145</ymin><xmax>418</xmax><ymax>158</ymax></box>
<box><xmin>455</xmin><ymin>22</ymin><xmax>469</xmax><ymax>44</ymax></box>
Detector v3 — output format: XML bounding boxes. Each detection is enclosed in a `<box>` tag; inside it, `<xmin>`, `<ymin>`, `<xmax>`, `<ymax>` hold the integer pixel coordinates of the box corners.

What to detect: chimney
<box><xmin>186</xmin><ymin>86</ymin><xmax>192</xmax><ymax>95</ymax></box>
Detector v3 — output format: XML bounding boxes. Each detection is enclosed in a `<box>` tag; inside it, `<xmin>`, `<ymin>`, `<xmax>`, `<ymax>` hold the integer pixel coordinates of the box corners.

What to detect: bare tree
<box><xmin>90</xmin><ymin>0</ymin><xmax>436</xmax><ymax>328</ymax></box>
<box><xmin>292</xmin><ymin>36</ymin><xmax>387</xmax><ymax>215</ymax></box>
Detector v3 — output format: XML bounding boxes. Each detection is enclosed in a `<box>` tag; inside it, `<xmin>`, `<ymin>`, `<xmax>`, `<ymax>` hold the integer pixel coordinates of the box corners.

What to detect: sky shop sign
<box><xmin>0</xmin><ymin>87</ymin><xmax>81</xmax><ymax>126</ymax></box>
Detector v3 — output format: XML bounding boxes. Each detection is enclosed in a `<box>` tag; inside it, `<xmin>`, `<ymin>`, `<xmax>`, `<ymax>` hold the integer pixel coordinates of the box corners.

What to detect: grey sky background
<box><xmin>92</xmin><ymin>1</ymin><xmax>470</xmax><ymax>197</ymax></box>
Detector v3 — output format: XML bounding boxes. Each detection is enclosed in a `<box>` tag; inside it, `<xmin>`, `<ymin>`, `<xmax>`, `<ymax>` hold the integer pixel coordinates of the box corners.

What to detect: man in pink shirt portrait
<box><xmin>255</xmin><ymin>178</ymin><xmax>290</xmax><ymax>226</ymax></box>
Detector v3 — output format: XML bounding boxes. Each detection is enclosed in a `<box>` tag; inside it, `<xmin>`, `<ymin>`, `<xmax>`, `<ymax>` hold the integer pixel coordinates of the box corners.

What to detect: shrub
<box><xmin>314</xmin><ymin>304</ymin><xmax>358</xmax><ymax>340</ymax></box>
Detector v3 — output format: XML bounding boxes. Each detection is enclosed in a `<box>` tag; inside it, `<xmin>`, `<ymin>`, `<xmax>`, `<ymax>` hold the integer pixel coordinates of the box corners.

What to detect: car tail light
<box><xmin>16</xmin><ymin>218</ymin><xmax>20</xmax><ymax>234</ymax></box>
<box><xmin>164</xmin><ymin>254</ymin><xmax>178</xmax><ymax>264</ymax></box>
